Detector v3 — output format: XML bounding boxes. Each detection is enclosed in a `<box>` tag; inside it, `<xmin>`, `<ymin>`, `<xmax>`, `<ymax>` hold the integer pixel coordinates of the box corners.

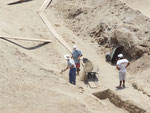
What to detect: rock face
<box><xmin>113</xmin><ymin>27</ymin><xmax>144</xmax><ymax>59</ymax></box>
<box><xmin>51</xmin><ymin>0</ymin><xmax>150</xmax><ymax>60</ymax></box>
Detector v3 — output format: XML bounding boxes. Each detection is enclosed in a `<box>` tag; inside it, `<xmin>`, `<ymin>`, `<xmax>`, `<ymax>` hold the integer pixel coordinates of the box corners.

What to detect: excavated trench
<box><xmin>132</xmin><ymin>83</ymin><xmax>150</xmax><ymax>98</ymax></box>
<box><xmin>93</xmin><ymin>89</ymin><xmax>146</xmax><ymax>113</ymax></box>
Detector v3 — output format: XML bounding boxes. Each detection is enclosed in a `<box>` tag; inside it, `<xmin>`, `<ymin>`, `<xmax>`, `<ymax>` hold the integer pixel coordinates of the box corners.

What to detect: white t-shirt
<box><xmin>117</xmin><ymin>59</ymin><xmax>129</xmax><ymax>72</ymax></box>
<box><xmin>67</xmin><ymin>59</ymin><xmax>76</xmax><ymax>68</ymax></box>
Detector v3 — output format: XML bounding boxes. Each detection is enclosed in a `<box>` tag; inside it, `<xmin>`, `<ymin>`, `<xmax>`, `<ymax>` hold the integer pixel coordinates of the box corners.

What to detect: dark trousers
<box><xmin>69</xmin><ymin>68</ymin><xmax>76</xmax><ymax>85</ymax></box>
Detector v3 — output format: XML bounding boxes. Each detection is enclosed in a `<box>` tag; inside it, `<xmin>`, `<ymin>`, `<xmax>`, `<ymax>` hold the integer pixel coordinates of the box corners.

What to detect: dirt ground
<box><xmin>0</xmin><ymin>0</ymin><xmax>150</xmax><ymax>113</ymax></box>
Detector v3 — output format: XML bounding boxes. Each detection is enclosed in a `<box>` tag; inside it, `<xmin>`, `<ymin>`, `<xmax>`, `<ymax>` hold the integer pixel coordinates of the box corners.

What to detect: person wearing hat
<box><xmin>72</xmin><ymin>46</ymin><xmax>82</xmax><ymax>75</ymax></box>
<box><xmin>62</xmin><ymin>54</ymin><xmax>76</xmax><ymax>85</ymax></box>
<box><xmin>116</xmin><ymin>54</ymin><xmax>130</xmax><ymax>88</ymax></box>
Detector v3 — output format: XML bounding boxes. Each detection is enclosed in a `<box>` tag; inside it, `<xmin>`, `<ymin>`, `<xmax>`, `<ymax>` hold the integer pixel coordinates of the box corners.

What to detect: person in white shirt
<box><xmin>62</xmin><ymin>54</ymin><xmax>76</xmax><ymax>85</ymax></box>
<box><xmin>116</xmin><ymin>54</ymin><xmax>130</xmax><ymax>88</ymax></box>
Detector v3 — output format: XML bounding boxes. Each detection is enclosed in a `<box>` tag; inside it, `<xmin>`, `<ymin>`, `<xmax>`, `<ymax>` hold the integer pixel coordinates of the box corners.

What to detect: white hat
<box><xmin>118</xmin><ymin>54</ymin><xmax>123</xmax><ymax>58</ymax></box>
<box><xmin>73</xmin><ymin>45</ymin><xmax>77</xmax><ymax>50</ymax></box>
<box><xmin>64</xmin><ymin>54</ymin><xmax>70</xmax><ymax>60</ymax></box>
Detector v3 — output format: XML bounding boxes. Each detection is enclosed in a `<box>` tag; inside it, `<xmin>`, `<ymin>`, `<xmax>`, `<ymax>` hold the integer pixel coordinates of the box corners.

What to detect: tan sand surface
<box><xmin>0</xmin><ymin>0</ymin><xmax>150</xmax><ymax>113</ymax></box>
<box><xmin>120</xmin><ymin>0</ymin><xmax>150</xmax><ymax>18</ymax></box>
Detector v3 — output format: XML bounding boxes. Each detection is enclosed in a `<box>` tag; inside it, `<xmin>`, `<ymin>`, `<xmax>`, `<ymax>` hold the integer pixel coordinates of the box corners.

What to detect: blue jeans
<box><xmin>69</xmin><ymin>68</ymin><xmax>76</xmax><ymax>85</ymax></box>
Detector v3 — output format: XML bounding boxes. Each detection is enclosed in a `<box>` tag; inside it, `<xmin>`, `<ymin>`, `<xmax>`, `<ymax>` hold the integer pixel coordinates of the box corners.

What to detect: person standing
<box><xmin>62</xmin><ymin>54</ymin><xmax>76</xmax><ymax>85</ymax></box>
<box><xmin>116</xmin><ymin>54</ymin><xmax>130</xmax><ymax>88</ymax></box>
<box><xmin>72</xmin><ymin>46</ymin><xmax>82</xmax><ymax>75</ymax></box>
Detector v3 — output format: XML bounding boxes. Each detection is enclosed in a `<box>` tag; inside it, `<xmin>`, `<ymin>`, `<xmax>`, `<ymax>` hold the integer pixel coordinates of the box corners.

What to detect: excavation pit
<box><xmin>93</xmin><ymin>89</ymin><xmax>146</xmax><ymax>113</ymax></box>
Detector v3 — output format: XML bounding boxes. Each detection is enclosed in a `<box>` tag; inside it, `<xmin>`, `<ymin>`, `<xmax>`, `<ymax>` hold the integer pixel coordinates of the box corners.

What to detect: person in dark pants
<box><xmin>62</xmin><ymin>54</ymin><xmax>76</xmax><ymax>85</ymax></box>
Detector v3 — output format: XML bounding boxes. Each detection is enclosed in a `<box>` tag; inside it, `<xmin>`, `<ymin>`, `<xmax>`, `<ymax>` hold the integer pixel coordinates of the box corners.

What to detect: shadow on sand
<box><xmin>115</xmin><ymin>86</ymin><xmax>129</xmax><ymax>91</ymax></box>
<box><xmin>1</xmin><ymin>38</ymin><xmax>50</xmax><ymax>50</ymax></box>
<box><xmin>7</xmin><ymin>0</ymin><xmax>33</xmax><ymax>5</ymax></box>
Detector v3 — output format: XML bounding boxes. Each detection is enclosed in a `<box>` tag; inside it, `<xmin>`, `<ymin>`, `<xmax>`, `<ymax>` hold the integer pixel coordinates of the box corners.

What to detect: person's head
<box><xmin>64</xmin><ymin>54</ymin><xmax>70</xmax><ymax>61</ymax></box>
<box><xmin>73</xmin><ymin>45</ymin><xmax>78</xmax><ymax>51</ymax></box>
<box><xmin>118</xmin><ymin>54</ymin><xmax>123</xmax><ymax>59</ymax></box>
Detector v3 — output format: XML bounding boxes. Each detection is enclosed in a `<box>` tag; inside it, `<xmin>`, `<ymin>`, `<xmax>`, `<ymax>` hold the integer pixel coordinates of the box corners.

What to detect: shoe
<box><xmin>116</xmin><ymin>86</ymin><xmax>121</xmax><ymax>89</ymax></box>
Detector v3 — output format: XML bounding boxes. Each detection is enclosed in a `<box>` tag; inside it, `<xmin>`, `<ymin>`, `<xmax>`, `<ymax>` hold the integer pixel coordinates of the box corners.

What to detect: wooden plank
<box><xmin>39</xmin><ymin>12</ymin><xmax>72</xmax><ymax>53</ymax></box>
<box><xmin>39</xmin><ymin>0</ymin><xmax>52</xmax><ymax>12</ymax></box>
<box><xmin>0</xmin><ymin>36</ymin><xmax>52</xmax><ymax>42</ymax></box>
<box><xmin>88</xmin><ymin>81</ymin><xmax>98</xmax><ymax>88</ymax></box>
<box><xmin>87</xmin><ymin>72</ymin><xmax>99</xmax><ymax>88</ymax></box>
<box><xmin>38</xmin><ymin>0</ymin><xmax>85</xmax><ymax>65</ymax></box>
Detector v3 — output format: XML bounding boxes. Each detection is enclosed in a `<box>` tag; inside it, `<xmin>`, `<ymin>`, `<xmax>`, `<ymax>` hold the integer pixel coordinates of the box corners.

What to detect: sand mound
<box><xmin>50</xmin><ymin>0</ymin><xmax>150</xmax><ymax>59</ymax></box>
<box><xmin>120</xmin><ymin>0</ymin><xmax>150</xmax><ymax>18</ymax></box>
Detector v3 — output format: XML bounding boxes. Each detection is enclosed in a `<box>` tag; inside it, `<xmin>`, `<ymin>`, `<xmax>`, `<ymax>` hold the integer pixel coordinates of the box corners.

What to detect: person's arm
<box><xmin>116</xmin><ymin>61</ymin><xmax>120</xmax><ymax>70</ymax></box>
<box><xmin>78</xmin><ymin>51</ymin><xmax>83</xmax><ymax>60</ymax></box>
<box><xmin>63</xmin><ymin>63</ymin><xmax>74</xmax><ymax>72</ymax></box>
<box><xmin>116</xmin><ymin>65</ymin><xmax>120</xmax><ymax>70</ymax></box>
<box><xmin>126</xmin><ymin>62</ymin><xmax>130</xmax><ymax>68</ymax></box>
<box><xmin>63</xmin><ymin>66</ymin><xmax>69</xmax><ymax>72</ymax></box>
<box><xmin>78</xmin><ymin>54</ymin><xmax>82</xmax><ymax>60</ymax></box>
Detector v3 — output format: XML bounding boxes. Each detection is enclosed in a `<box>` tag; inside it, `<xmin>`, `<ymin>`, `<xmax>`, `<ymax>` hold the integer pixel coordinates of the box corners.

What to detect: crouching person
<box><xmin>63</xmin><ymin>54</ymin><xmax>76</xmax><ymax>85</ymax></box>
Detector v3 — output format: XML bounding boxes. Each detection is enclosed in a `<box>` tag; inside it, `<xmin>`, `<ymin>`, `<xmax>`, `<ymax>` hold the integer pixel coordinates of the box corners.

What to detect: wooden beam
<box><xmin>39</xmin><ymin>12</ymin><xmax>72</xmax><ymax>53</ymax></box>
<box><xmin>38</xmin><ymin>0</ymin><xmax>84</xmax><ymax>65</ymax></box>
<box><xmin>0</xmin><ymin>36</ymin><xmax>52</xmax><ymax>42</ymax></box>
<box><xmin>39</xmin><ymin>0</ymin><xmax>52</xmax><ymax>12</ymax></box>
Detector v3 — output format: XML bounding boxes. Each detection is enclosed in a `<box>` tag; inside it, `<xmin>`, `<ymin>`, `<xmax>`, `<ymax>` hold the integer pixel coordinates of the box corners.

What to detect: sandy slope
<box><xmin>120</xmin><ymin>0</ymin><xmax>150</xmax><ymax>18</ymax></box>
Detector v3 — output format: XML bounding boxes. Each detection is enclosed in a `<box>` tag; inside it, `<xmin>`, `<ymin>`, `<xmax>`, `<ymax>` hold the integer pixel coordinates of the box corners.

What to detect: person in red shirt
<box><xmin>72</xmin><ymin>46</ymin><xmax>82</xmax><ymax>75</ymax></box>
